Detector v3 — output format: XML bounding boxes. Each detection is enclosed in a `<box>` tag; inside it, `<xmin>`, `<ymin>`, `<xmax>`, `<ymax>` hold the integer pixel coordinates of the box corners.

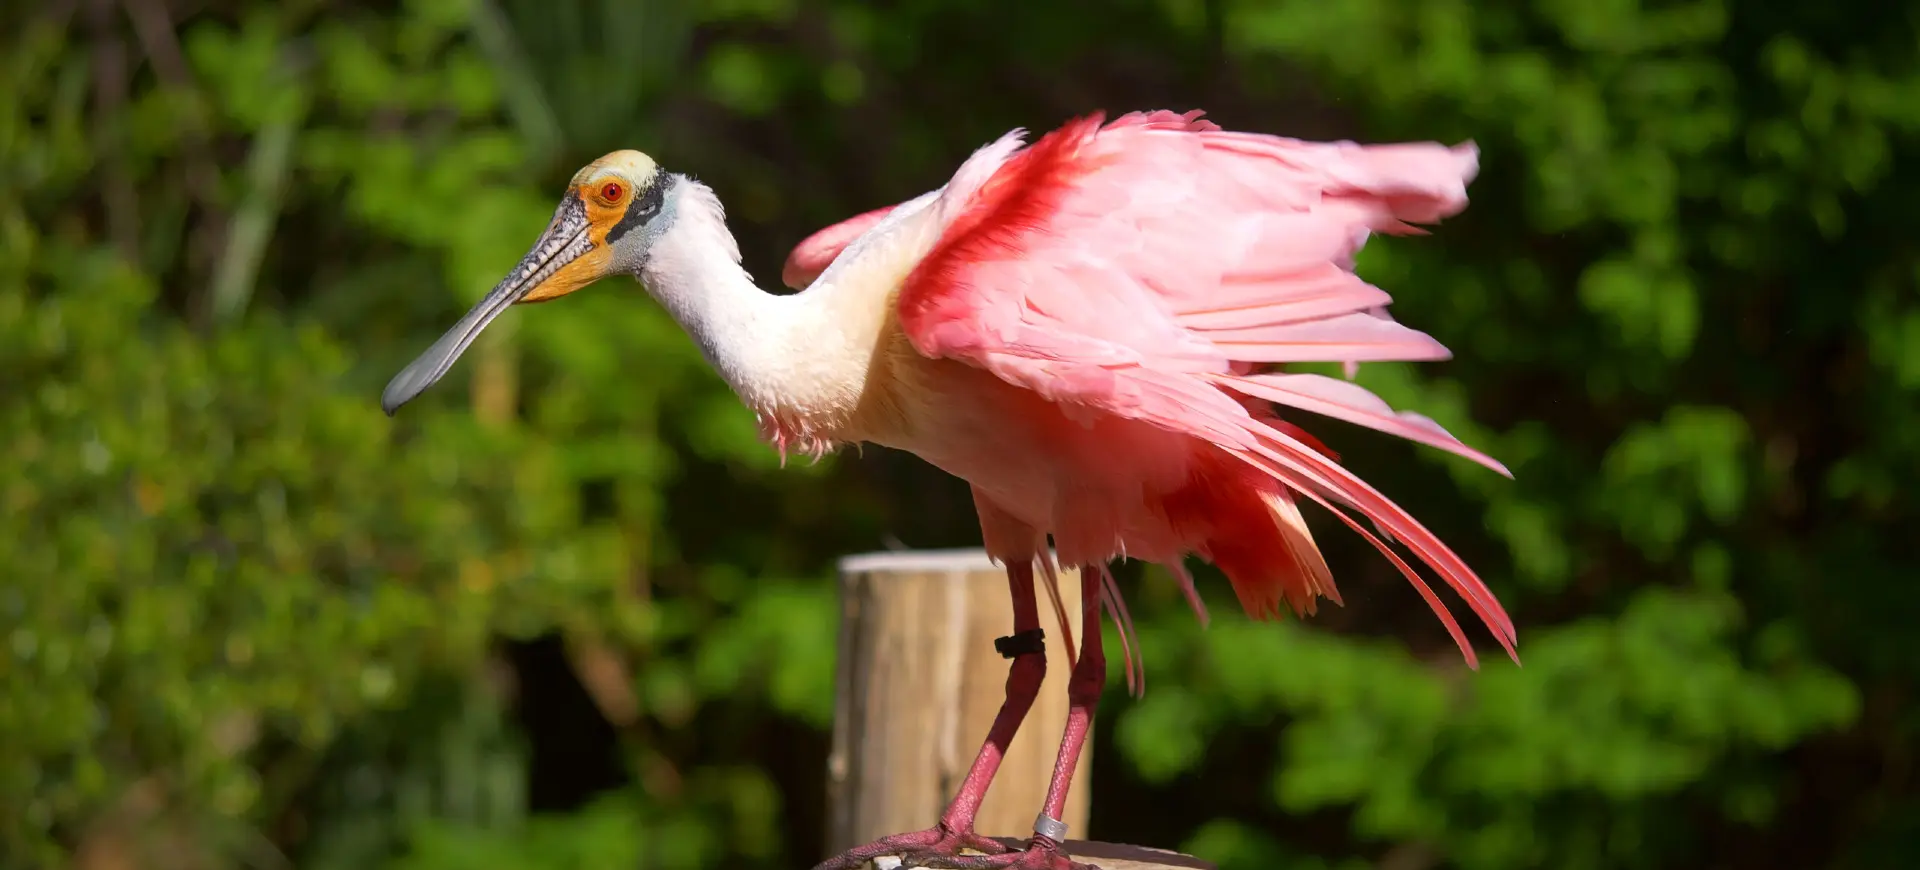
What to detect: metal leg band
<box><xmin>1032</xmin><ymin>812</ymin><xmax>1069</xmax><ymax>843</ymax></box>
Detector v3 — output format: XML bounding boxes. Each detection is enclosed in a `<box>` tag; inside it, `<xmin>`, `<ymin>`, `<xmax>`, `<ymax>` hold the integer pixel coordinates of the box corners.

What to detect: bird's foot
<box><xmin>810</xmin><ymin>826</ymin><xmax>1009</xmax><ymax>870</ymax></box>
<box><xmin>907</xmin><ymin>838</ymin><xmax>1097</xmax><ymax>870</ymax></box>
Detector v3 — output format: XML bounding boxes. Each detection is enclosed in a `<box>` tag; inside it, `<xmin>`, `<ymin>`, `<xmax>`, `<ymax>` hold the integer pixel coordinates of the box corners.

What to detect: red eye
<box><xmin>600</xmin><ymin>182</ymin><xmax>624</xmax><ymax>201</ymax></box>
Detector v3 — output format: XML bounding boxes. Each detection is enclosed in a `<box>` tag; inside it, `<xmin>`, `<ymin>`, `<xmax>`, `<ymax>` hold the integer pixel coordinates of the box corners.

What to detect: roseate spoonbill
<box><xmin>381</xmin><ymin>110</ymin><xmax>1518</xmax><ymax>870</ymax></box>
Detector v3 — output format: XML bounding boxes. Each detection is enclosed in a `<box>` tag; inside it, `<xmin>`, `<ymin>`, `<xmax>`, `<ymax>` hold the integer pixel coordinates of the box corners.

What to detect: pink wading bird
<box><xmin>381</xmin><ymin>110</ymin><xmax>1520</xmax><ymax>870</ymax></box>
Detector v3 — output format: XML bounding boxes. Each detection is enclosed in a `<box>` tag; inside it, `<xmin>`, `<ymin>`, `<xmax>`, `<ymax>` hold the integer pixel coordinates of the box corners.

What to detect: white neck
<box><xmin>634</xmin><ymin>180</ymin><xmax>880</xmax><ymax>443</ymax></box>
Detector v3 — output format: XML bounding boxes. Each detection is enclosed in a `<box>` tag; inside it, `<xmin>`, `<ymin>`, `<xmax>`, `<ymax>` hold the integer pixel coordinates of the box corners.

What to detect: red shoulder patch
<box><xmin>896</xmin><ymin>113</ymin><xmax>1110</xmax><ymax>355</ymax></box>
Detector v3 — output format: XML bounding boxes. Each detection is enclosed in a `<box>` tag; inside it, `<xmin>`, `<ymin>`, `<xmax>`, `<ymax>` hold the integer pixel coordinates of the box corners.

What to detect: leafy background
<box><xmin>2</xmin><ymin>0</ymin><xmax>1913</xmax><ymax>868</ymax></box>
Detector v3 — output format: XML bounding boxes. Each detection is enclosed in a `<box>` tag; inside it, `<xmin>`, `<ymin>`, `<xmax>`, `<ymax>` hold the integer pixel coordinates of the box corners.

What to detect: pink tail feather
<box><xmin>1036</xmin><ymin>551</ymin><xmax>1078</xmax><ymax>674</ymax></box>
<box><xmin>1099</xmin><ymin>563</ymin><xmax>1145</xmax><ymax>697</ymax></box>
<box><xmin>1163</xmin><ymin>449</ymin><xmax>1340</xmax><ymax>625</ymax></box>
<box><xmin>1235</xmin><ymin>424</ymin><xmax>1519</xmax><ymax>668</ymax></box>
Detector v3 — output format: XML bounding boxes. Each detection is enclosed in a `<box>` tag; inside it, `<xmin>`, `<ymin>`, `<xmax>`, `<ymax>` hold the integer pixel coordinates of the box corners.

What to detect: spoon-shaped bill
<box><xmin>381</xmin><ymin>194</ymin><xmax>592</xmax><ymax>416</ymax></box>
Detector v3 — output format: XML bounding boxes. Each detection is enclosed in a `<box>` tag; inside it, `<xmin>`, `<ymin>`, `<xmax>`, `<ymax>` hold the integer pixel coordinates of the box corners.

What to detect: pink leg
<box><xmin>916</xmin><ymin>566</ymin><xmax>1106</xmax><ymax>870</ymax></box>
<box><xmin>811</xmin><ymin>560</ymin><xmax>1049</xmax><ymax>870</ymax></box>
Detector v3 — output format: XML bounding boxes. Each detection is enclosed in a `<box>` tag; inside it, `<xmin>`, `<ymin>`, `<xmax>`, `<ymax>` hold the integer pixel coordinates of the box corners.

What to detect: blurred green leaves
<box><xmin>1119</xmin><ymin>589</ymin><xmax>1856</xmax><ymax>869</ymax></box>
<box><xmin>1576</xmin><ymin>257</ymin><xmax>1699</xmax><ymax>360</ymax></box>
<box><xmin>2</xmin><ymin>1</ymin><xmax>839</xmax><ymax>867</ymax></box>
<box><xmin>0</xmin><ymin>239</ymin><xmax>550</xmax><ymax>865</ymax></box>
<box><xmin>1598</xmin><ymin>407</ymin><xmax>1749</xmax><ymax>558</ymax></box>
<box><xmin>5</xmin><ymin>0</ymin><xmax>1917</xmax><ymax>868</ymax></box>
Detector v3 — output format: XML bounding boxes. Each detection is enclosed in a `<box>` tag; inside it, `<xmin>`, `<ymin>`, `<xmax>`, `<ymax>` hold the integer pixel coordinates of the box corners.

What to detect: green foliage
<box><xmin>2</xmin><ymin>1</ymin><xmax>837</xmax><ymax>867</ymax></box>
<box><xmin>1105</xmin><ymin>0</ymin><xmax>1914</xmax><ymax>865</ymax></box>
<box><xmin>3</xmin><ymin>0</ymin><xmax>1916</xmax><ymax>868</ymax></box>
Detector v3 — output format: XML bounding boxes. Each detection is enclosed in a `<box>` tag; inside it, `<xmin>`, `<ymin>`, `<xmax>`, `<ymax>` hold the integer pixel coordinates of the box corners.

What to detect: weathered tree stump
<box><xmin>828</xmin><ymin>549</ymin><xmax>1091</xmax><ymax>850</ymax></box>
<box><xmin>830</xmin><ymin>550</ymin><xmax>1214</xmax><ymax>870</ymax></box>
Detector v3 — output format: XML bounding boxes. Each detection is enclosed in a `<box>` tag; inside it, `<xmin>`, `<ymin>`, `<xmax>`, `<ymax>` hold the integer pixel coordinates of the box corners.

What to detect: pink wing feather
<box><xmin>781</xmin><ymin>205</ymin><xmax>896</xmax><ymax>290</ymax></box>
<box><xmin>892</xmin><ymin>110</ymin><xmax>1518</xmax><ymax>665</ymax></box>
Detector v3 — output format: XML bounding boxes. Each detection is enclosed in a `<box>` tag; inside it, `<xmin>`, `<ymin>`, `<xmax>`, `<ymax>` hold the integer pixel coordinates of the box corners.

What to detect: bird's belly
<box><xmin>884</xmin><ymin>410</ymin><xmax>1064</xmax><ymax>522</ymax></box>
<box><xmin>864</xmin><ymin>359</ymin><xmax>1201</xmax><ymax>564</ymax></box>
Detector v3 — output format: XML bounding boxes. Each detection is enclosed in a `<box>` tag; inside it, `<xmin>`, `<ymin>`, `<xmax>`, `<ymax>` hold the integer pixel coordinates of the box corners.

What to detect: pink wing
<box><xmin>897</xmin><ymin>110</ymin><xmax>1518</xmax><ymax>664</ymax></box>
<box><xmin>781</xmin><ymin>205</ymin><xmax>897</xmax><ymax>290</ymax></box>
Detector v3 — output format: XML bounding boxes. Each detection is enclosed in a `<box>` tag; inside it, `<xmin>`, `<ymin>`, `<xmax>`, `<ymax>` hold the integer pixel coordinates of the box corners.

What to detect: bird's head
<box><xmin>381</xmin><ymin>150</ymin><xmax>677</xmax><ymax>415</ymax></box>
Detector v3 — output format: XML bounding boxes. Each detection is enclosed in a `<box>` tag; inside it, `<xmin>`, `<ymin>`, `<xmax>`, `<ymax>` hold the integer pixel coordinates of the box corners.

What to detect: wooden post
<box><xmin>827</xmin><ymin>549</ymin><xmax>1092</xmax><ymax>852</ymax></box>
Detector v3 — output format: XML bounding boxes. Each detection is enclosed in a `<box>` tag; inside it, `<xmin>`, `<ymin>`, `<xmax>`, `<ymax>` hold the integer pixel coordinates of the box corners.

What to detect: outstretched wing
<box><xmin>896</xmin><ymin>110</ymin><xmax>1519</xmax><ymax>665</ymax></box>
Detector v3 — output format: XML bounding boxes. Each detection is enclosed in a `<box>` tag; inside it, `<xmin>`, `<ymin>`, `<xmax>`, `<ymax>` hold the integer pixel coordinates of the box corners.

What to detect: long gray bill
<box><xmin>381</xmin><ymin>194</ymin><xmax>590</xmax><ymax>416</ymax></box>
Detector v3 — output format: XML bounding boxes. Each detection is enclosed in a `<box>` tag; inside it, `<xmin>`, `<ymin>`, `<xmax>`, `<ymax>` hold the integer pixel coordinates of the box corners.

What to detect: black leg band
<box><xmin>994</xmin><ymin>628</ymin><xmax>1047</xmax><ymax>659</ymax></box>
